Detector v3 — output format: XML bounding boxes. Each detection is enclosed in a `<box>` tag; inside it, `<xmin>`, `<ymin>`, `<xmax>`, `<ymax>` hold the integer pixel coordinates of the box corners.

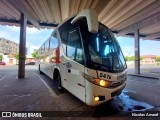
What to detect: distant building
<box><xmin>0</xmin><ymin>38</ymin><xmax>19</xmax><ymax>64</ymax></box>
<box><xmin>0</xmin><ymin>37</ymin><xmax>19</xmax><ymax>54</ymax></box>
<box><xmin>141</xmin><ymin>55</ymin><xmax>157</xmax><ymax>64</ymax></box>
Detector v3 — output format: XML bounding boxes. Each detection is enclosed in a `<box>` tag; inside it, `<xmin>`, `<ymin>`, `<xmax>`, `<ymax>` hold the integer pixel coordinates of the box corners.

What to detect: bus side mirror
<box><xmin>71</xmin><ymin>9</ymin><xmax>98</xmax><ymax>33</ymax></box>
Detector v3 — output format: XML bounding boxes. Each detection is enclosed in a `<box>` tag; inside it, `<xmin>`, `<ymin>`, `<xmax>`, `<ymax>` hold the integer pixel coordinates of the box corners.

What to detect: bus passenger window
<box><xmin>45</xmin><ymin>39</ymin><xmax>50</xmax><ymax>52</ymax></box>
<box><xmin>61</xmin><ymin>31</ymin><xmax>68</xmax><ymax>55</ymax></box>
<box><xmin>62</xmin><ymin>44</ymin><xmax>66</xmax><ymax>55</ymax></box>
<box><xmin>67</xmin><ymin>28</ymin><xmax>84</xmax><ymax>64</ymax></box>
<box><xmin>43</xmin><ymin>43</ymin><xmax>45</xmax><ymax>53</ymax></box>
<box><xmin>39</xmin><ymin>47</ymin><xmax>42</xmax><ymax>54</ymax></box>
<box><xmin>50</xmin><ymin>33</ymin><xmax>58</xmax><ymax>50</ymax></box>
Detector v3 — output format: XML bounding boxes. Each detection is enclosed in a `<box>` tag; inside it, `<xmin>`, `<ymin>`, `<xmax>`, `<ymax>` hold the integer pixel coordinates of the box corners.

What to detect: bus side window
<box><xmin>67</xmin><ymin>28</ymin><xmax>84</xmax><ymax>64</ymax></box>
<box><xmin>45</xmin><ymin>39</ymin><xmax>50</xmax><ymax>52</ymax></box>
<box><xmin>43</xmin><ymin>43</ymin><xmax>45</xmax><ymax>53</ymax></box>
<box><xmin>50</xmin><ymin>32</ymin><xmax>58</xmax><ymax>50</ymax></box>
<box><xmin>60</xmin><ymin>31</ymin><xmax>68</xmax><ymax>55</ymax></box>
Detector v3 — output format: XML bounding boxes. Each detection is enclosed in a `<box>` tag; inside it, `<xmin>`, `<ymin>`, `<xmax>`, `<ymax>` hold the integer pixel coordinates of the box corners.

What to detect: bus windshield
<box><xmin>87</xmin><ymin>24</ymin><xmax>127</xmax><ymax>72</ymax></box>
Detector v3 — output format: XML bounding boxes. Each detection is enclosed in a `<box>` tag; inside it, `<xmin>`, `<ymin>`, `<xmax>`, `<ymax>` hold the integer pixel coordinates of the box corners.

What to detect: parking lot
<box><xmin>127</xmin><ymin>62</ymin><xmax>160</xmax><ymax>79</ymax></box>
<box><xmin>0</xmin><ymin>65</ymin><xmax>160</xmax><ymax>119</ymax></box>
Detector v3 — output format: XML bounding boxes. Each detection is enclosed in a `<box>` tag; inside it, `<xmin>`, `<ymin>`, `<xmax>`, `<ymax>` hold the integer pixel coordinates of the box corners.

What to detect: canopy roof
<box><xmin>0</xmin><ymin>0</ymin><xmax>160</xmax><ymax>40</ymax></box>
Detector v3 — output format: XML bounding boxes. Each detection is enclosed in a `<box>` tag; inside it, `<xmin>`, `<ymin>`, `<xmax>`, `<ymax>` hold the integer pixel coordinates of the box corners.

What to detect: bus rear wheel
<box><xmin>55</xmin><ymin>72</ymin><xmax>63</xmax><ymax>91</ymax></box>
<box><xmin>39</xmin><ymin>65</ymin><xmax>42</xmax><ymax>74</ymax></box>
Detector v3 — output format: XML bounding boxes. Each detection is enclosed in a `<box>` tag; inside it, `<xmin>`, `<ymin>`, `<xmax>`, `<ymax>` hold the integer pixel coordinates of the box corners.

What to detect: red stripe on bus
<box><xmin>56</xmin><ymin>47</ymin><xmax>61</xmax><ymax>63</ymax></box>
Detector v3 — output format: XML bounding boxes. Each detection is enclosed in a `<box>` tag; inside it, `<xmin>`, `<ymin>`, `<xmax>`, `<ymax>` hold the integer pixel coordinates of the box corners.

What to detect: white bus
<box><xmin>38</xmin><ymin>9</ymin><xmax>127</xmax><ymax>106</ymax></box>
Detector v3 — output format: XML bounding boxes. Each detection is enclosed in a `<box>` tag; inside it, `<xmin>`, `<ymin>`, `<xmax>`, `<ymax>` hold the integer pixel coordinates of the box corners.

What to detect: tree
<box><xmin>31</xmin><ymin>52</ymin><xmax>41</xmax><ymax>60</ymax></box>
<box><xmin>124</xmin><ymin>56</ymin><xmax>129</xmax><ymax>61</ymax></box>
<box><xmin>129</xmin><ymin>56</ymin><xmax>135</xmax><ymax>61</ymax></box>
<box><xmin>140</xmin><ymin>56</ymin><xmax>143</xmax><ymax>61</ymax></box>
<box><xmin>13</xmin><ymin>54</ymin><xmax>19</xmax><ymax>60</ymax></box>
<box><xmin>156</xmin><ymin>56</ymin><xmax>160</xmax><ymax>65</ymax></box>
<box><xmin>31</xmin><ymin>52</ymin><xmax>38</xmax><ymax>60</ymax></box>
<box><xmin>0</xmin><ymin>55</ymin><xmax>3</xmax><ymax>61</ymax></box>
<box><xmin>13</xmin><ymin>54</ymin><xmax>19</xmax><ymax>64</ymax></box>
<box><xmin>124</xmin><ymin>56</ymin><xmax>135</xmax><ymax>61</ymax></box>
<box><xmin>125</xmin><ymin>56</ymin><xmax>144</xmax><ymax>61</ymax></box>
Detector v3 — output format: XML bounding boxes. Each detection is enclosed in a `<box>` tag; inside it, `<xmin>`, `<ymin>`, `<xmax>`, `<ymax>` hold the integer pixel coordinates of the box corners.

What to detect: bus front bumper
<box><xmin>85</xmin><ymin>80</ymin><xmax>126</xmax><ymax>106</ymax></box>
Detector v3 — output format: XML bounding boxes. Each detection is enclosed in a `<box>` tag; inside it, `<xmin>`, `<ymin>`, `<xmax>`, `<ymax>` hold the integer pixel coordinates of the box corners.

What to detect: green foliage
<box><xmin>0</xmin><ymin>55</ymin><xmax>3</xmax><ymax>61</ymax></box>
<box><xmin>156</xmin><ymin>56</ymin><xmax>160</xmax><ymax>62</ymax></box>
<box><xmin>13</xmin><ymin>54</ymin><xmax>19</xmax><ymax>60</ymax></box>
<box><xmin>125</xmin><ymin>56</ymin><xmax>134</xmax><ymax>61</ymax></box>
<box><xmin>125</xmin><ymin>56</ymin><xmax>143</xmax><ymax>61</ymax></box>
<box><xmin>39</xmin><ymin>56</ymin><xmax>44</xmax><ymax>59</ymax></box>
<box><xmin>13</xmin><ymin>54</ymin><xmax>27</xmax><ymax>61</ymax></box>
<box><xmin>31</xmin><ymin>52</ymin><xmax>37</xmax><ymax>59</ymax></box>
<box><xmin>156</xmin><ymin>56</ymin><xmax>160</xmax><ymax>65</ymax></box>
<box><xmin>140</xmin><ymin>56</ymin><xmax>143</xmax><ymax>61</ymax></box>
<box><xmin>124</xmin><ymin>56</ymin><xmax>129</xmax><ymax>61</ymax></box>
<box><xmin>31</xmin><ymin>52</ymin><xmax>41</xmax><ymax>60</ymax></box>
<box><xmin>31</xmin><ymin>52</ymin><xmax>39</xmax><ymax>60</ymax></box>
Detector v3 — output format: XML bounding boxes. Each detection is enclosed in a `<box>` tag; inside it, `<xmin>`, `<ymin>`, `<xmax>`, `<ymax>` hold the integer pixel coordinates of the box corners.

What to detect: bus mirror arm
<box><xmin>71</xmin><ymin>9</ymin><xmax>98</xmax><ymax>33</ymax></box>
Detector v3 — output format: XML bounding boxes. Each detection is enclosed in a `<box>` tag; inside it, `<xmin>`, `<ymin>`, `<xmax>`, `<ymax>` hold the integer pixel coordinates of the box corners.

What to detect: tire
<box><xmin>39</xmin><ymin>65</ymin><xmax>42</xmax><ymax>74</ymax></box>
<box><xmin>55</xmin><ymin>72</ymin><xmax>65</xmax><ymax>92</ymax></box>
<box><xmin>55</xmin><ymin>72</ymin><xmax>62</xmax><ymax>90</ymax></box>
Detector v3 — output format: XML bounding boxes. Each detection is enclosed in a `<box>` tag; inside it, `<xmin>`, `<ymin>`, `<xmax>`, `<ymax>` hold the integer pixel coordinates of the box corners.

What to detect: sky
<box><xmin>117</xmin><ymin>36</ymin><xmax>160</xmax><ymax>56</ymax></box>
<box><xmin>0</xmin><ymin>25</ymin><xmax>160</xmax><ymax>56</ymax></box>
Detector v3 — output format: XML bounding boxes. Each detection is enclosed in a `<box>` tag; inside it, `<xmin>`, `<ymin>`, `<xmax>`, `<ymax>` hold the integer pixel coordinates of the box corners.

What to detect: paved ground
<box><xmin>127</xmin><ymin>62</ymin><xmax>160</xmax><ymax>79</ymax></box>
<box><xmin>0</xmin><ymin>65</ymin><xmax>160</xmax><ymax>120</ymax></box>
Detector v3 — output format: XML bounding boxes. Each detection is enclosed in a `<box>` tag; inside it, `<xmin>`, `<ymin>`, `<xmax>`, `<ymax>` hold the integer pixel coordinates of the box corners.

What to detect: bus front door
<box><xmin>66</xmin><ymin>28</ymin><xmax>85</xmax><ymax>102</ymax></box>
<box><xmin>66</xmin><ymin>61</ymin><xmax>85</xmax><ymax>102</ymax></box>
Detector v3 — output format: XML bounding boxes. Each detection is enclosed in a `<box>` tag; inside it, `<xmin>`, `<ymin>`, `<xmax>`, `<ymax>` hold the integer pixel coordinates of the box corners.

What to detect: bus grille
<box><xmin>108</xmin><ymin>80</ymin><xmax>125</xmax><ymax>88</ymax></box>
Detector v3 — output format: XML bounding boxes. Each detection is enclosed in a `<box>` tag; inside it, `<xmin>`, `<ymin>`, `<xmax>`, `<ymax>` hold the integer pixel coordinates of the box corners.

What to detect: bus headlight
<box><xmin>99</xmin><ymin>80</ymin><xmax>107</xmax><ymax>86</ymax></box>
<box><xmin>82</xmin><ymin>73</ymin><xmax>111</xmax><ymax>87</ymax></box>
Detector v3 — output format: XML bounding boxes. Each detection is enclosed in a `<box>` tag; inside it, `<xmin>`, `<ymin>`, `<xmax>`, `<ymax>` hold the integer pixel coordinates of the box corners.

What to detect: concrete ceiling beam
<box><xmin>6</xmin><ymin>0</ymin><xmax>39</xmax><ymax>27</ymax></box>
<box><xmin>60</xmin><ymin>0</ymin><xmax>70</xmax><ymax>21</ymax></box>
<box><xmin>118</xmin><ymin>11</ymin><xmax>160</xmax><ymax>36</ymax></box>
<box><xmin>98</xmin><ymin>0</ymin><xmax>117</xmax><ymax>21</ymax></box>
<box><xmin>113</xmin><ymin>0</ymin><xmax>160</xmax><ymax>31</ymax></box>
<box><xmin>106</xmin><ymin>0</ymin><xmax>143</xmax><ymax>27</ymax></box>
<box><xmin>110</xmin><ymin>0</ymin><xmax>155</xmax><ymax>29</ymax></box>
<box><xmin>144</xmin><ymin>32</ymin><xmax>160</xmax><ymax>40</ymax></box>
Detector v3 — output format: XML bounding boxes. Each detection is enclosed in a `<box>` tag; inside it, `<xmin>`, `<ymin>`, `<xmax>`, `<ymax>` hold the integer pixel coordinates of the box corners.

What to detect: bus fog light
<box><xmin>94</xmin><ymin>96</ymin><xmax>105</xmax><ymax>101</ymax></box>
<box><xmin>94</xmin><ymin>96</ymin><xmax>99</xmax><ymax>101</ymax></box>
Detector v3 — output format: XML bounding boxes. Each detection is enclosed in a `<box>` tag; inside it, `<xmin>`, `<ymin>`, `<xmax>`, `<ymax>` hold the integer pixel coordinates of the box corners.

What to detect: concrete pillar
<box><xmin>18</xmin><ymin>13</ymin><xmax>27</xmax><ymax>78</ymax></box>
<box><xmin>134</xmin><ymin>29</ymin><xmax>140</xmax><ymax>74</ymax></box>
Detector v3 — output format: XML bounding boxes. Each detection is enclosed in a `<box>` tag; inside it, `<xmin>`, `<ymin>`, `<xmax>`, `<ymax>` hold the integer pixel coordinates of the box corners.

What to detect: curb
<box><xmin>127</xmin><ymin>74</ymin><xmax>160</xmax><ymax>80</ymax></box>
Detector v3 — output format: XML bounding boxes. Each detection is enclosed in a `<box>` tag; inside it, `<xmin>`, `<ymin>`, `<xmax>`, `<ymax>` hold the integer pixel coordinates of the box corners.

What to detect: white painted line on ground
<box><xmin>0</xmin><ymin>76</ymin><xmax>6</xmax><ymax>81</ymax></box>
<box><xmin>128</xmin><ymin>79</ymin><xmax>160</xmax><ymax>86</ymax></box>
<box><xmin>34</xmin><ymin>73</ymin><xmax>57</xmax><ymax>97</ymax></box>
<box><xmin>123</xmin><ymin>89</ymin><xmax>136</xmax><ymax>94</ymax></box>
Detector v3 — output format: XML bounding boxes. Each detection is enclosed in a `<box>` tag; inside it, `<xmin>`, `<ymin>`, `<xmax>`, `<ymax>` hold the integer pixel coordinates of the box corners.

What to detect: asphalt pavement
<box><xmin>0</xmin><ymin>65</ymin><xmax>159</xmax><ymax>120</ymax></box>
